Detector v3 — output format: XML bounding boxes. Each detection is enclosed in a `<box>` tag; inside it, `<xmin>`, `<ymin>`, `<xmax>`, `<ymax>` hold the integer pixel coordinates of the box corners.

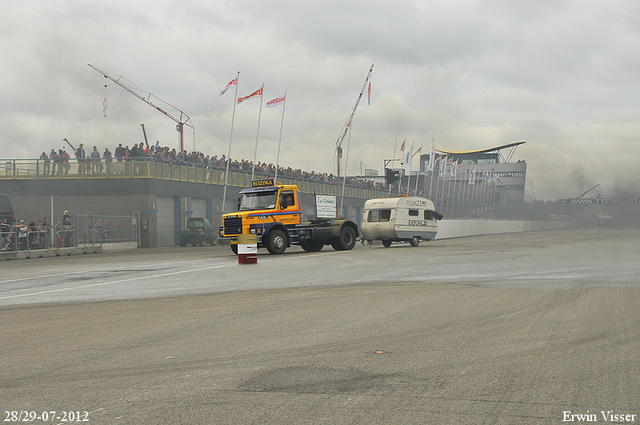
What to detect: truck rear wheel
<box><xmin>180</xmin><ymin>238</ymin><xmax>188</xmax><ymax>247</ymax></box>
<box><xmin>230</xmin><ymin>244</ymin><xmax>238</xmax><ymax>255</ymax></box>
<box><xmin>266</xmin><ymin>229</ymin><xmax>287</xmax><ymax>254</ymax></box>
<box><xmin>331</xmin><ymin>226</ymin><xmax>356</xmax><ymax>251</ymax></box>
<box><xmin>300</xmin><ymin>240</ymin><xmax>324</xmax><ymax>252</ymax></box>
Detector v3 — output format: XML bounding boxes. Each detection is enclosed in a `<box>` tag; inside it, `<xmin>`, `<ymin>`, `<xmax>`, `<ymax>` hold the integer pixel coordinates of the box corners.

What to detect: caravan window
<box><xmin>367</xmin><ymin>209</ymin><xmax>391</xmax><ymax>222</ymax></box>
<box><xmin>408</xmin><ymin>209</ymin><xmax>419</xmax><ymax>216</ymax></box>
<box><xmin>424</xmin><ymin>210</ymin><xmax>434</xmax><ymax>220</ymax></box>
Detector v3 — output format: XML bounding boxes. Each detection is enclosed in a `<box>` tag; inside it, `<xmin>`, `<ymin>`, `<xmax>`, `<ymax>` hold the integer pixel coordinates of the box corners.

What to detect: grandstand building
<box><xmin>420</xmin><ymin>141</ymin><xmax>527</xmax><ymax>205</ymax></box>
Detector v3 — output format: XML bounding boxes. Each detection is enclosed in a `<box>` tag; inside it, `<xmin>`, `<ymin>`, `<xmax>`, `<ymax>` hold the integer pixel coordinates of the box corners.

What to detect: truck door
<box><xmin>279</xmin><ymin>190</ymin><xmax>295</xmax><ymax>210</ymax></box>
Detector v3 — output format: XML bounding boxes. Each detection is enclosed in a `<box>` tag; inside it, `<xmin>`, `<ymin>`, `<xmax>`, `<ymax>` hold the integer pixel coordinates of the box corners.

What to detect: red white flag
<box><xmin>367</xmin><ymin>81</ymin><xmax>371</xmax><ymax>106</ymax></box>
<box><xmin>266</xmin><ymin>94</ymin><xmax>286</xmax><ymax>108</ymax></box>
<box><xmin>237</xmin><ymin>86</ymin><xmax>263</xmax><ymax>104</ymax></box>
<box><xmin>219</xmin><ymin>77</ymin><xmax>238</xmax><ymax>96</ymax></box>
<box><xmin>400</xmin><ymin>139</ymin><xmax>406</xmax><ymax>152</ymax></box>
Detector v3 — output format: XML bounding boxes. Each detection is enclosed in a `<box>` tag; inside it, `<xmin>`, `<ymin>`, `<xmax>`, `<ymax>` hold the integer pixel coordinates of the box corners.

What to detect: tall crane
<box><xmin>335</xmin><ymin>64</ymin><xmax>373</xmax><ymax>179</ymax></box>
<box><xmin>88</xmin><ymin>64</ymin><xmax>195</xmax><ymax>152</ymax></box>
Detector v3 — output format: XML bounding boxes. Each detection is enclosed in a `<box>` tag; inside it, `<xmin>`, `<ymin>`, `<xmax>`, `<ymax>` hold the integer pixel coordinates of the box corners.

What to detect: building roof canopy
<box><xmin>435</xmin><ymin>141</ymin><xmax>525</xmax><ymax>155</ymax></box>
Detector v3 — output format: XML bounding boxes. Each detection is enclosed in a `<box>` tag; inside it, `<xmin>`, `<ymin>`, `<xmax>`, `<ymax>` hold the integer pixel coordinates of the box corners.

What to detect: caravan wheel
<box><xmin>410</xmin><ymin>236</ymin><xmax>420</xmax><ymax>247</ymax></box>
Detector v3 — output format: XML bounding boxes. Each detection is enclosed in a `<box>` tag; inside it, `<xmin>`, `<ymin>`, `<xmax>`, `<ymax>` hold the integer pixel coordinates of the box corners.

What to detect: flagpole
<box><xmin>414</xmin><ymin>144</ymin><xmax>422</xmax><ymax>195</ymax></box>
<box><xmin>436</xmin><ymin>157</ymin><xmax>442</xmax><ymax>200</ymax></box>
<box><xmin>406</xmin><ymin>159</ymin><xmax>411</xmax><ymax>196</ymax></box>
<box><xmin>427</xmin><ymin>152</ymin><xmax>434</xmax><ymax>198</ymax></box>
<box><xmin>222</xmin><ymin>71</ymin><xmax>240</xmax><ymax>213</ymax></box>
<box><xmin>274</xmin><ymin>90</ymin><xmax>287</xmax><ymax>182</ymax></box>
<box><xmin>389</xmin><ymin>134</ymin><xmax>397</xmax><ymax>196</ymax></box>
<box><xmin>397</xmin><ymin>139</ymin><xmax>403</xmax><ymax>197</ymax></box>
<box><xmin>436</xmin><ymin>157</ymin><xmax>442</xmax><ymax>201</ymax></box>
<box><xmin>251</xmin><ymin>83</ymin><xmax>264</xmax><ymax>181</ymax></box>
<box><xmin>406</xmin><ymin>142</ymin><xmax>413</xmax><ymax>195</ymax></box>
<box><xmin>446</xmin><ymin>160</ymin><xmax>453</xmax><ymax>217</ymax></box>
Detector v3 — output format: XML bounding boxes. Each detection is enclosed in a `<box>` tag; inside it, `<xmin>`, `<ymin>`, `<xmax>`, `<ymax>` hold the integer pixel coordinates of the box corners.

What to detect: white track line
<box><xmin>0</xmin><ymin>250</ymin><xmax>342</xmax><ymax>300</ymax></box>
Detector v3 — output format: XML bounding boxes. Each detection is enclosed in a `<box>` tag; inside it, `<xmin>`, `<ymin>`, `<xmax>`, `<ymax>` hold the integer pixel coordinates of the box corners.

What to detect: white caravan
<box><xmin>361</xmin><ymin>196</ymin><xmax>442</xmax><ymax>247</ymax></box>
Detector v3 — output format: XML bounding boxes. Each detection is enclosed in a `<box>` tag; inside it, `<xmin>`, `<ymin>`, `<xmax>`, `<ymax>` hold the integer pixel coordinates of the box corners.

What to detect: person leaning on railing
<box><xmin>49</xmin><ymin>149</ymin><xmax>59</xmax><ymax>176</ymax></box>
<box><xmin>103</xmin><ymin>148</ymin><xmax>112</xmax><ymax>175</ymax></box>
<box><xmin>39</xmin><ymin>152</ymin><xmax>50</xmax><ymax>176</ymax></box>
<box><xmin>16</xmin><ymin>219</ymin><xmax>29</xmax><ymax>250</ymax></box>
<box><xmin>75</xmin><ymin>143</ymin><xmax>86</xmax><ymax>176</ymax></box>
<box><xmin>62</xmin><ymin>210</ymin><xmax>73</xmax><ymax>247</ymax></box>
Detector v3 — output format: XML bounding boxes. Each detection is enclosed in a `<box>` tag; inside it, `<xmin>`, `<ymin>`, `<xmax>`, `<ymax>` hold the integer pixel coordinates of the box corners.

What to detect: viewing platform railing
<box><xmin>1</xmin><ymin>158</ymin><xmax>388</xmax><ymax>200</ymax></box>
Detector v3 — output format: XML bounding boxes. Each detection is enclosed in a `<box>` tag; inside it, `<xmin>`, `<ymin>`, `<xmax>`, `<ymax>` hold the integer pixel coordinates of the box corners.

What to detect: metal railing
<box><xmin>1</xmin><ymin>158</ymin><xmax>549</xmax><ymax>221</ymax></box>
<box><xmin>75</xmin><ymin>213</ymin><xmax>139</xmax><ymax>247</ymax></box>
<box><xmin>0</xmin><ymin>158</ymin><xmax>388</xmax><ymax>200</ymax></box>
<box><xmin>1</xmin><ymin>227</ymin><xmax>79</xmax><ymax>253</ymax></box>
<box><xmin>1</xmin><ymin>213</ymin><xmax>140</xmax><ymax>253</ymax></box>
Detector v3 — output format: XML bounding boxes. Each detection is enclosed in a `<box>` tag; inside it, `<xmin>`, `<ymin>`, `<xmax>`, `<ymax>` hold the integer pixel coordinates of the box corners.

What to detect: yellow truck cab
<box><xmin>219</xmin><ymin>179</ymin><xmax>357</xmax><ymax>254</ymax></box>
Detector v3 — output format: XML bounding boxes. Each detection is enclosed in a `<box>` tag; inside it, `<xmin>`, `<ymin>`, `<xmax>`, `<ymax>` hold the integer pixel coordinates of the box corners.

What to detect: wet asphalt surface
<box><xmin>1</xmin><ymin>227</ymin><xmax>639</xmax><ymax>424</ymax></box>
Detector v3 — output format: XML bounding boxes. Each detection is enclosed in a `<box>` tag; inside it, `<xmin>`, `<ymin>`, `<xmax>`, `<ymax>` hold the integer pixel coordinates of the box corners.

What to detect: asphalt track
<box><xmin>1</xmin><ymin>227</ymin><xmax>639</xmax><ymax>424</ymax></box>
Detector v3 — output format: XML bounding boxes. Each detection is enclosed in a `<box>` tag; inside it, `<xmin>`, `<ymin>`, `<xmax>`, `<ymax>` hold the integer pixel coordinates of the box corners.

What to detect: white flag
<box><xmin>427</xmin><ymin>151</ymin><xmax>435</xmax><ymax>172</ymax></box>
<box><xmin>237</xmin><ymin>86</ymin><xmax>263</xmax><ymax>104</ymax></box>
<box><xmin>440</xmin><ymin>155</ymin><xmax>447</xmax><ymax>175</ymax></box>
<box><xmin>266</xmin><ymin>94</ymin><xmax>286</xmax><ymax>108</ymax></box>
<box><xmin>403</xmin><ymin>143</ymin><xmax>414</xmax><ymax>167</ymax></box>
<box><xmin>469</xmin><ymin>168</ymin><xmax>476</xmax><ymax>185</ymax></box>
<box><xmin>219</xmin><ymin>77</ymin><xmax>238</xmax><ymax>96</ymax></box>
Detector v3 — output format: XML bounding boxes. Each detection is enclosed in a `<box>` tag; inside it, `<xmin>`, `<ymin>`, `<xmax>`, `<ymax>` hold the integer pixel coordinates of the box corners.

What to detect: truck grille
<box><xmin>224</xmin><ymin>217</ymin><xmax>242</xmax><ymax>236</ymax></box>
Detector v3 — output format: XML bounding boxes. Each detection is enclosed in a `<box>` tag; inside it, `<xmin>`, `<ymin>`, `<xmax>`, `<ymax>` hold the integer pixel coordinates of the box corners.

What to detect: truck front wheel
<box><xmin>331</xmin><ymin>226</ymin><xmax>356</xmax><ymax>251</ymax></box>
<box><xmin>266</xmin><ymin>229</ymin><xmax>287</xmax><ymax>254</ymax></box>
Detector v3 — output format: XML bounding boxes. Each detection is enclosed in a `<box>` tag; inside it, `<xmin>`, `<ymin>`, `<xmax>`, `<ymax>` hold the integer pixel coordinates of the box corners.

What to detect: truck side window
<box><xmin>280</xmin><ymin>191</ymin><xmax>294</xmax><ymax>209</ymax></box>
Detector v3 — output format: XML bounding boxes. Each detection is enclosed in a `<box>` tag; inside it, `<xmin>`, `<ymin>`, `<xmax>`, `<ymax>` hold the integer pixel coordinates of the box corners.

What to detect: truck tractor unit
<box><xmin>219</xmin><ymin>179</ymin><xmax>358</xmax><ymax>254</ymax></box>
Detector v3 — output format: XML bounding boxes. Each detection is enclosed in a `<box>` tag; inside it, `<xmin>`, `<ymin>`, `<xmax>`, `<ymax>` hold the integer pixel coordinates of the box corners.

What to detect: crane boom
<box><xmin>576</xmin><ymin>184</ymin><xmax>600</xmax><ymax>199</ymax></box>
<box><xmin>335</xmin><ymin>64</ymin><xmax>373</xmax><ymax>179</ymax></box>
<box><xmin>88</xmin><ymin>64</ymin><xmax>195</xmax><ymax>152</ymax></box>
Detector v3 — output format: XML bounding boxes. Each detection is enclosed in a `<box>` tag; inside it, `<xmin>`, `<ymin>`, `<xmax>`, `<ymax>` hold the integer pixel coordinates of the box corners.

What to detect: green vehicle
<box><xmin>179</xmin><ymin>217</ymin><xmax>216</xmax><ymax>247</ymax></box>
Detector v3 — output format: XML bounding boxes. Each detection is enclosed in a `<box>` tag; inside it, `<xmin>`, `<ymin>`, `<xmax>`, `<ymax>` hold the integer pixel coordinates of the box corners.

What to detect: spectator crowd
<box><xmin>35</xmin><ymin>140</ymin><xmax>388</xmax><ymax>191</ymax></box>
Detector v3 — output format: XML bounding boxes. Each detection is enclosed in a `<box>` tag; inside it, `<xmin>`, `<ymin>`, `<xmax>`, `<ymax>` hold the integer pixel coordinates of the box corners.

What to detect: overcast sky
<box><xmin>3</xmin><ymin>0</ymin><xmax>640</xmax><ymax>200</ymax></box>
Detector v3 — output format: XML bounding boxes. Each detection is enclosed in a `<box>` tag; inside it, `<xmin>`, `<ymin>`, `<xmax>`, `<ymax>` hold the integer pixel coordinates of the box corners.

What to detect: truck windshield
<box><xmin>240</xmin><ymin>190</ymin><xmax>278</xmax><ymax>211</ymax></box>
